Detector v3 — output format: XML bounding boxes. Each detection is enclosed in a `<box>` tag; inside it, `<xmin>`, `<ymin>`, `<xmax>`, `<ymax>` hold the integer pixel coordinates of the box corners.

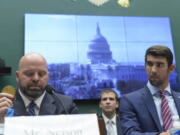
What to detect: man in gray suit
<box><xmin>99</xmin><ymin>89</ymin><xmax>122</xmax><ymax>135</ymax></box>
<box><xmin>0</xmin><ymin>52</ymin><xmax>78</xmax><ymax>119</ymax></box>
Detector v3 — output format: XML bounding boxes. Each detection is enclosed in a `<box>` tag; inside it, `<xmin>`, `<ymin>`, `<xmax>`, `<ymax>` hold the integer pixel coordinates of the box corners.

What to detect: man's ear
<box><xmin>169</xmin><ymin>64</ymin><xmax>175</xmax><ymax>73</ymax></box>
<box><xmin>115</xmin><ymin>101</ymin><xmax>119</xmax><ymax>109</ymax></box>
<box><xmin>16</xmin><ymin>71</ymin><xmax>20</xmax><ymax>83</ymax></box>
<box><xmin>99</xmin><ymin>102</ymin><xmax>102</xmax><ymax>108</ymax></box>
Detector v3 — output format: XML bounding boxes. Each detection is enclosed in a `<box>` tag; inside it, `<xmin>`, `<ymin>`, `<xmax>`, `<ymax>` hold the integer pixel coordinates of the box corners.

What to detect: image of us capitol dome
<box><xmin>87</xmin><ymin>23</ymin><xmax>115</xmax><ymax>64</ymax></box>
<box><xmin>48</xmin><ymin>23</ymin><xmax>179</xmax><ymax>99</ymax></box>
<box><xmin>48</xmin><ymin>23</ymin><xmax>122</xmax><ymax>99</ymax></box>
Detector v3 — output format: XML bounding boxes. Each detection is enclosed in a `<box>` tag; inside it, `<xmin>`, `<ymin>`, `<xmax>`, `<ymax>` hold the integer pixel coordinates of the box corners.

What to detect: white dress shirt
<box><xmin>147</xmin><ymin>81</ymin><xmax>179</xmax><ymax>127</ymax></box>
<box><xmin>19</xmin><ymin>89</ymin><xmax>46</xmax><ymax>115</ymax></box>
<box><xmin>102</xmin><ymin>113</ymin><xmax>117</xmax><ymax>135</ymax></box>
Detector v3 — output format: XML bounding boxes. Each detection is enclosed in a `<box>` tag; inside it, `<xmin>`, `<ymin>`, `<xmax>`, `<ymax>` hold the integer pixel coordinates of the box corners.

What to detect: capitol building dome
<box><xmin>87</xmin><ymin>23</ymin><xmax>114</xmax><ymax>64</ymax></box>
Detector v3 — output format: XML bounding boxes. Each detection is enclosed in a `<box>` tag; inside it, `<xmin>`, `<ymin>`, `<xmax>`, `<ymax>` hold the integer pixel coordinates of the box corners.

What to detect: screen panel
<box><xmin>25</xmin><ymin>14</ymin><xmax>178</xmax><ymax>100</ymax></box>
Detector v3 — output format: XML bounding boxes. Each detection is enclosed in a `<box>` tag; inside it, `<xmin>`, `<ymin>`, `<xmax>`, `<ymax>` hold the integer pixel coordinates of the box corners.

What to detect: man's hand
<box><xmin>159</xmin><ymin>131</ymin><xmax>170</xmax><ymax>135</ymax></box>
<box><xmin>0</xmin><ymin>93</ymin><xmax>14</xmax><ymax>122</ymax></box>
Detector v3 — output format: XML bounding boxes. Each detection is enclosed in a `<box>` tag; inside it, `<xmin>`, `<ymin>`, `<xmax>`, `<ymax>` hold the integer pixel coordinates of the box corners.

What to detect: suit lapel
<box><xmin>14</xmin><ymin>91</ymin><xmax>64</xmax><ymax>116</ymax></box>
<box><xmin>39</xmin><ymin>93</ymin><xmax>57</xmax><ymax>115</ymax></box>
<box><xmin>13</xmin><ymin>91</ymin><xmax>57</xmax><ymax>116</ymax></box>
<box><xmin>171</xmin><ymin>90</ymin><xmax>180</xmax><ymax>116</ymax></box>
<box><xmin>141</xmin><ymin>87</ymin><xmax>162</xmax><ymax>131</ymax></box>
<box><xmin>13</xmin><ymin>90</ymin><xmax>28</xmax><ymax>116</ymax></box>
<box><xmin>116</xmin><ymin>116</ymin><xmax>122</xmax><ymax>135</ymax></box>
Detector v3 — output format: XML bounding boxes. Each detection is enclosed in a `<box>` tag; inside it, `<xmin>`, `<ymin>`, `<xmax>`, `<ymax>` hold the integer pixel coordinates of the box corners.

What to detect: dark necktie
<box><xmin>160</xmin><ymin>90</ymin><xmax>172</xmax><ymax>131</ymax></box>
<box><xmin>27</xmin><ymin>102</ymin><xmax>36</xmax><ymax>116</ymax></box>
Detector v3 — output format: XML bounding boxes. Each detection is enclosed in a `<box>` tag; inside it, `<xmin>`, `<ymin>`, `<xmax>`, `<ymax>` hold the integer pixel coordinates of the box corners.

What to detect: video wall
<box><xmin>24</xmin><ymin>14</ymin><xmax>178</xmax><ymax>100</ymax></box>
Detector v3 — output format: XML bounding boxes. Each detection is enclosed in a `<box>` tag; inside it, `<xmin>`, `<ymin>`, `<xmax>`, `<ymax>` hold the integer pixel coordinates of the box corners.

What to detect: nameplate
<box><xmin>4</xmin><ymin>114</ymin><xmax>100</xmax><ymax>135</ymax></box>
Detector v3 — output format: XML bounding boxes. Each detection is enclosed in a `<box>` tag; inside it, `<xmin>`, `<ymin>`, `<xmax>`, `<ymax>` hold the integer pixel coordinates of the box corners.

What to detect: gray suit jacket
<box><xmin>120</xmin><ymin>86</ymin><xmax>180</xmax><ymax>135</ymax></box>
<box><xmin>13</xmin><ymin>90</ymin><xmax>78</xmax><ymax>116</ymax></box>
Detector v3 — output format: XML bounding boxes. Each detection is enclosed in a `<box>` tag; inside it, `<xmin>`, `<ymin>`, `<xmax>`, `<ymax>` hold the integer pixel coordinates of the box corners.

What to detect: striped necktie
<box><xmin>27</xmin><ymin>102</ymin><xmax>36</xmax><ymax>116</ymax></box>
<box><xmin>160</xmin><ymin>90</ymin><xmax>172</xmax><ymax>131</ymax></box>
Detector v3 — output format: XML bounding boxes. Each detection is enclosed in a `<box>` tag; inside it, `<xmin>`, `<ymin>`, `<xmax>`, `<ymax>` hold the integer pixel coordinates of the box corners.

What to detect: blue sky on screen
<box><xmin>25</xmin><ymin>14</ymin><xmax>174</xmax><ymax>65</ymax></box>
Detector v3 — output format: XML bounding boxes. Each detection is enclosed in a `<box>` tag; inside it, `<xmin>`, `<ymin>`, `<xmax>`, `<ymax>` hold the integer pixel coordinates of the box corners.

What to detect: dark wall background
<box><xmin>0</xmin><ymin>0</ymin><xmax>180</xmax><ymax>113</ymax></box>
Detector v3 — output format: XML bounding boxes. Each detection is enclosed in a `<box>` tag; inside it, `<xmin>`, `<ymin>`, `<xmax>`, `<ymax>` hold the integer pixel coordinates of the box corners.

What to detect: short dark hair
<box><xmin>145</xmin><ymin>45</ymin><xmax>173</xmax><ymax>67</ymax></box>
<box><xmin>100</xmin><ymin>88</ymin><xmax>119</xmax><ymax>101</ymax></box>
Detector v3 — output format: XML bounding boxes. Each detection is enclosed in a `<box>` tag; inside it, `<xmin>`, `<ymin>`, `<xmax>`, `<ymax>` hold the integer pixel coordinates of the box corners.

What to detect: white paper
<box><xmin>4</xmin><ymin>114</ymin><xmax>100</xmax><ymax>135</ymax></box>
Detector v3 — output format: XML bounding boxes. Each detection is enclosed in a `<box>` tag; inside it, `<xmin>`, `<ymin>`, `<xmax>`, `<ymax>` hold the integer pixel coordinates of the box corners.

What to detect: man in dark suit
<box><xmin>120</xmin><ymin>45</ymin><xmax>180</xmax><ymax>135</ymax></box>
<box><xmin>99</xmin><ymin>89</ymin><xmax>122</xmax><ymax>135</ymax></box>
<box><xmin>0</xmin><ymin>52</ymin><xmax>78</xmax><ymax>119</ymax></box>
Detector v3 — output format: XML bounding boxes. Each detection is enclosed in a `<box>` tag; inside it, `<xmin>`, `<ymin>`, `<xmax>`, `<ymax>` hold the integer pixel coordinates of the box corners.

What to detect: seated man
<box><xmin>99</xmin><ymin>89</ymin><xmax>122</xmax><ymax>135</ymax></box>
<box><xmin>120</xmin><ymin>45</ymin><xmax>180</xmax><ymax>135</ymax></box>
<box><xmin>0</xmin><ymin>52</ymin><xmax>78</xmax><ymax>120</ymax></box>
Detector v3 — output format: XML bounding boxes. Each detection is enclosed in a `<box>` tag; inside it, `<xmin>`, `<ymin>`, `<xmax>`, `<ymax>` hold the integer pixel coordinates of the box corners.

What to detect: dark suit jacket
<box><xmin>98</xmin><ymin>114</ymin><xmax>122</xmax><ymax>135</ymax></box>
<box><xmin>120</xmin><ymin>86</ymin><xmax>180</xmax><ymax>135</ymax></box>
<box><xmin>13</xmin><ymin>90</ymin><xmax>79</xmax><ymax>116</ymax></box>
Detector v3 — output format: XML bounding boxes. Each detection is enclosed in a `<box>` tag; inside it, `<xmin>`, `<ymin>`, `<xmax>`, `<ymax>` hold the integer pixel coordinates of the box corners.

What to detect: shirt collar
<box><xmin>18</xmin><ymin>89</ymin><xmax>46</xmax><ymax>109</ymax></box>
<box><xmin>147</xmin><ymin>81</ymin><xmax>172</xmax><ymax>96</ymax></box>
<box><xmin>102</xmin><ymin>113</ymin><xmax>116</xmax><ymax>124</ymax></box>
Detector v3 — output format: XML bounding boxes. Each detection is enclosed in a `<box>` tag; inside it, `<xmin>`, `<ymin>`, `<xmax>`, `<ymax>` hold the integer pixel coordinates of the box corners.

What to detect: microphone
<box><xmin>45</xmin><ymin>85</ymin><xmax>53</xmax><ymax>95</ymax></box>
<box><xmin>1</xmin><ymin>85</ymin><xmax>16</xmax><ymax>116</ymax></box>
<box><xmin>45</xmin><ymin>85</ymin><xmax>69</xmax><ymax>114</ymax></box>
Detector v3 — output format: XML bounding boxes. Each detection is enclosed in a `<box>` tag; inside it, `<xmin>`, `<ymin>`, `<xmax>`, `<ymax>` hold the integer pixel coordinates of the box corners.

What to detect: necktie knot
<box><xmin>160</xmin><ymin>90</ymin><xmax>167</xmax><ymax>97</ymax></box>
<box><xmin>107</xmin><ymin>120</ymin><xmax>113</xmax><ymax>125</ymax></box>
<box><xmin>28</xmin><ymin>102</ymin><xmax>36</xmax><ymax>116</ymax></box>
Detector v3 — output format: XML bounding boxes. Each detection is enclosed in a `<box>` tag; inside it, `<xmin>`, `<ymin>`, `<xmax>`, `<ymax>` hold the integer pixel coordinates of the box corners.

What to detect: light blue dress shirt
<box><xmin>147</xmin><ymin>81</ymin><xmax>179</xmax><ymax>127</ymax></box>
